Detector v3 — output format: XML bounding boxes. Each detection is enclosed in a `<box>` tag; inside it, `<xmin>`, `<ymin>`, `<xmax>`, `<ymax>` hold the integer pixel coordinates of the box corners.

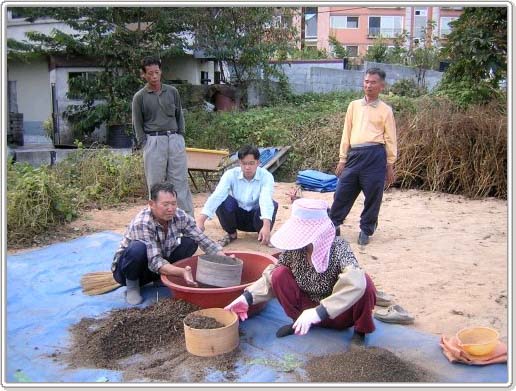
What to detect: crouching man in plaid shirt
<box><xmin>112</xmin><ymin>182</ymin><xmax>225</xmax><ymax>305</ymax></box>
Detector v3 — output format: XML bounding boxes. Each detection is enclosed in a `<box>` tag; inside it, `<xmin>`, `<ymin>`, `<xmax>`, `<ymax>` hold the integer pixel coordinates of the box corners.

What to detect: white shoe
<box><xmin>376</xmin><ymin>290</ymin><xmax>394</xmax><ymax>307</ymax></box>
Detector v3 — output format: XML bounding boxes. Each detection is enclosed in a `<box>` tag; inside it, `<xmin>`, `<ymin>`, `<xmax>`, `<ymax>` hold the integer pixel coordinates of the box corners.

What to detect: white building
<box><xmin>6</xmin><ymin>10</ymin><xmax>217</xmax><ymax>146</ymax></box>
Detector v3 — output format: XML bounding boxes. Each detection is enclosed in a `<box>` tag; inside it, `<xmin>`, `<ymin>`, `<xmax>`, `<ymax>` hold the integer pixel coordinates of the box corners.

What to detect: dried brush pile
<box><xmin>395</xmin><ymin>97</ymin><xmax>507</xmax><ymax>199</ymax></box>
<box><xmin>283</xmin><ymin>95</ymin><xmax>506</xmax><ymax>200</ymax></box>
<box><xmin>286</xmin><ymin>111</ymin><xmax>344</xmax><ymax>175</ymax></box>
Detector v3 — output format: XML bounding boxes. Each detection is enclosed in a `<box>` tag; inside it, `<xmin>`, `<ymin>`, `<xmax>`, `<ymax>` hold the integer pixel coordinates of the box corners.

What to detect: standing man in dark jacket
<box><xmin>132</xmin><ymin>56</ymin><xmax>194</xmax><ymax>217</ymax></box>
<box><xmin>330</xmin><ymin>68</ymin><xmax>397</xmax><ymax>245</ymax></box>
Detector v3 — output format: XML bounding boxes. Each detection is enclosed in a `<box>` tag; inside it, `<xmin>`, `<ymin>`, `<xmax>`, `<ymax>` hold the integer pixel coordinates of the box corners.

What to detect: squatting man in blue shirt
<box><xmin>196</xmin><ymin>145</ymin><xmax>279</xmax><ymax>247</ymax></box>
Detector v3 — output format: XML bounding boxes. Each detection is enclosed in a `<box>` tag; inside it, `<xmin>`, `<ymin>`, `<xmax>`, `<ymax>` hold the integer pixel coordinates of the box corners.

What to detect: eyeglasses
<box><xmin>239</xmin><ymin>160</ymin><xmax>258</xmax><ymax>166</ymax></box>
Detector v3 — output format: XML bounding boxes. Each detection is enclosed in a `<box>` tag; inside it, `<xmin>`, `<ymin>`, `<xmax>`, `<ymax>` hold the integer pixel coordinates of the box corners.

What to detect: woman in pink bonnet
<box><xmin>225</xmin><ymin>198</ymin><xmax>377</xmax><ymax>344</ymax></box>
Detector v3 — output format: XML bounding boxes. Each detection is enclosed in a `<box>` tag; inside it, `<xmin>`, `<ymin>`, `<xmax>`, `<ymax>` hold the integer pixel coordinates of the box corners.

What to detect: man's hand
<box><xmin>195</xmin><ymin>214</ymin><xmax>208</xmax><ymax>232</ymax></box>
<box><xmin>385</xmin><ymin>164</ymin><xmax>395</xmax><ymax>189</ymax></box>
<box><xmin>183</xmin><ymin>266</ymin><xmax>198</xmax><ymax>287</ymax></box>
<box><xmin>335</xmin><ymin>162</ymin><xmax>346</xmax><ymax>177</ymax></box>
<box><xmin>293</xmin><ymin>308</ymin><xmax>321</xmax><ymax>335</ymax></box>
<box><xmin>224</xmin><ymin>295</ymin><xmax>249</xmax><ymax>321</ymax></box>
<box><xmin>258</xmin><ymin>220</ymin><xmax>271</xmax><ymax>245</ymax></box>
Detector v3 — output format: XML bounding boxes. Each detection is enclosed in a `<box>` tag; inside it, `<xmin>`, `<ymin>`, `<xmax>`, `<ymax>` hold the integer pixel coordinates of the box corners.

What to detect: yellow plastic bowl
<box><xmin>456</xmin><ymin>327</ymin><xmax>500</xmax><ymax>356</ymax></box>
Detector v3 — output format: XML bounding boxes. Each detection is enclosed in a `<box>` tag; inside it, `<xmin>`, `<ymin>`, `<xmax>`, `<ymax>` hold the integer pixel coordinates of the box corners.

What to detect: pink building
<box><xmin>298</xmin><ymin>6</ymin><xmax>463</xmax><ymax>59</ymax></box>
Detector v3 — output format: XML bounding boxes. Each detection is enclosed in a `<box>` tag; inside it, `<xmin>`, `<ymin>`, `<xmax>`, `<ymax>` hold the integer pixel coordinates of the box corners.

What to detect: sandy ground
<box><xmin>62</xmin><ymin>183</ymin><xmax>508</xmax><ymax>342</ymax></box>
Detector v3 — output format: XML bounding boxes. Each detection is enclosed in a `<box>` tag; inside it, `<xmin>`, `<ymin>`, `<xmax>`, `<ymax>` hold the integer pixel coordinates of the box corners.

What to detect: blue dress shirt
<box><xmin>201</xmin><ymin>166</ymin><xmax>275</xmax><ymax>221</ymax></box>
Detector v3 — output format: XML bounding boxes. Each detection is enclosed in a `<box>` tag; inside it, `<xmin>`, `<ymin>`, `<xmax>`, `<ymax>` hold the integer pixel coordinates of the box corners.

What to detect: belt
<box><xmin>146</xmin><ymin>130</ymin><xmax>177</xmax><ymax>136</ymax></box>
<box><xmin>350</xmin><ymin>142</ymin><xmax>383</xmax><ymax>149</ymax></box>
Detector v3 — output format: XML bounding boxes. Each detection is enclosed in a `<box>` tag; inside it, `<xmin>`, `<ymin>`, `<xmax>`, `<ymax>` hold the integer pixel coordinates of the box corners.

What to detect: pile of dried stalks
<box><xmin>285</xmin><ymin>97</ymin><xmax>506</xmax><ymax>200</ymax></box>
<box><xmin>287</xmin><ymin>111</ymin><xmax>344</xmax><ymax>175</ymax></box>
<box><xmin>395</xmin><ymin>97</ymin><xmax>507</xmax><ymax>199</ymax></box>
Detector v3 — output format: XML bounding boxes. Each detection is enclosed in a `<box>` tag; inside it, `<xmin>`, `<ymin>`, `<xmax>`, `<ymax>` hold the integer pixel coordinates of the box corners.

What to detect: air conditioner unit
<box><xmin>415</xmin><ymin>9</ymin><xmax>427</xmax><ymax>16</ymax></box>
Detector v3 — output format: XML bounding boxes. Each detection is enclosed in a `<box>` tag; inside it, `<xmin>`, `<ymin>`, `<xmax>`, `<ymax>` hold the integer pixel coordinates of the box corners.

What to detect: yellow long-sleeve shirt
<box><xmin>339</xmin><ymin>98</ymin><xmax>397</xmax><ymax>165</ymax></box>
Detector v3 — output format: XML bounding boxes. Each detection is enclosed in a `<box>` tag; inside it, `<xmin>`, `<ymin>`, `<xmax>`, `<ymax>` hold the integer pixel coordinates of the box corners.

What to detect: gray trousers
<box><xmin>143</xmin><ymin>133</ymin><xmax>194</xmax><ymax>216</ymax></box>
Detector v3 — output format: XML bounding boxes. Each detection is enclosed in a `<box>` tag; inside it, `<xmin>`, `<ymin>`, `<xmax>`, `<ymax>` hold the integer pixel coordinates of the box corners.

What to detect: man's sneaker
<box><xmin>357</xmin><ymin>231</ymin><xmax>370</xmax><ymax>245</ymax></box>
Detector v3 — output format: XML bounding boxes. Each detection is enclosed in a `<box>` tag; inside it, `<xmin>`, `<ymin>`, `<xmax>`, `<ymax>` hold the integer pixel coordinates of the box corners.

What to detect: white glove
<box><xmin>224</xmin><ymin>295</ymin><xmax>249</xmax><ymax>321</ymax></box>
<box><xmin>293</xmin><ymin>308</ymin><xmax>321</xmax><ymax>335</ymax></box>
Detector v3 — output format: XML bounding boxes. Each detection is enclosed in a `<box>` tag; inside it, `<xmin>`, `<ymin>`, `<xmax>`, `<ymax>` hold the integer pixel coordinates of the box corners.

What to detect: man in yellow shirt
<box><xmin>329</xmin><ymin>68</ymin><xmax>397</xmax><ymax>245</ymax></box>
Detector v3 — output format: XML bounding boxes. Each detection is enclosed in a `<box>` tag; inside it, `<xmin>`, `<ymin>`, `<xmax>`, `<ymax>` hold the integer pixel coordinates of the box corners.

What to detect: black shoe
<box><xmin>357</xmin><ymin>231</ymin><xmax>370</xmax><ymax>245</ymax></box>
<box><xmin>276</xmin><ymin>323</ymin><xmax>295</xmax><ymax>338</ymax></box>
<box><xmin>350</xmin><ymin>331</ymin><xmax>366</xmax><ymax>346</ymax></box>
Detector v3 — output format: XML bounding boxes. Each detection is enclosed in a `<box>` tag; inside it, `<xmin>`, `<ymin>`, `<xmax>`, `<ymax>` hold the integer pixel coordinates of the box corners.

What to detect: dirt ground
<box><xmin>61</xmin><ymin>182</ymin><xmax>508</xmax><ymax>344</ymax></box>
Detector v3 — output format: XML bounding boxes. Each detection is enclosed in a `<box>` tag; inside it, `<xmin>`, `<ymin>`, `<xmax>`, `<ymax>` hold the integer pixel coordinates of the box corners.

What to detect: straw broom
<box><xmin>81</xmin><ymin>271</ymin><xmax>121</xmax><ymax>296</ymax></box>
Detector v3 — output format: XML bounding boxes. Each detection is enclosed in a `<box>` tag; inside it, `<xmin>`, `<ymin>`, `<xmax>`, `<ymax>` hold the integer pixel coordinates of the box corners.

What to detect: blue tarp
<box><xmin>6</xmin><ymin>232</ymin><xmax>509</xmax><ymax>384</ymax></box>
<box><xmin>228</xmin><ymin>147</ymin><xmax>278</xmax><ymax>168</ymax></box>
<box><xmin>296</xmin><ymin>170</ymin><xmax>338</xmax><ymax>192</ymax></box>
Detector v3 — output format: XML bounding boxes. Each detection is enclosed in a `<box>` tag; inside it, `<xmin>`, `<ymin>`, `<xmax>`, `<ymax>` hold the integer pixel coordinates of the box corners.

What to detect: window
<box><xmin>346</xmin><ymin>45</ymin><xmax>359</xmax><ymax>57</ymax></box>
<box><xmin>67</xmin><ymin>72</ymin><xmax>104</xmax><ymax>100</ymax></box>
<box><xmin>304</xmin><ymin>7</ymin><xmax>318</xmax><ymax>39</ymax></box>
<box><xmin>414</xmin><ymin>7</ymin><xmax>428</xmax><ymax>39</ymax></box>
<box><xmin>368</xmin><ymin>16</ymin><xmax>403</xmax><ymax>38</ymax></box>
<box><xmin>440</xmin><ymin>16</ymin><xmax>458</xmax><ymax>37</ymax></box>
<box><xmin>200</xmin><ymin>71</ymin><xmax>211</xmax><ymax>85</ymax></box>
<box><xmin>330</xmin><ymin>15</ymin><xmax>359</xmax><ymax>29</ymax></box>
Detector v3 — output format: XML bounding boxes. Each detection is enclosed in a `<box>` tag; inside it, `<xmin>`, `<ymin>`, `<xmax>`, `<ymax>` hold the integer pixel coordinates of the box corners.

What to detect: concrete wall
<box><xmin>276</xmin><ymin>60</ymin><xmax>443</xmax><ymax>95</ymax></box>
<box><xmin>277</xmin><ymin>60</ymin><xmax>345</xmax><ymax>94</ymax></box>
<box><xmin>7</xmin><ymin>58</ymin><xmax>52</xmax><ymax>126</ymax></box>
<box><xmin>163</xmin><ymin>57</ymin><xmax>215</xmax><ymax>85</ymax></box>
<box><xmin>364</xmin><ymin>61</ymin><xmax>443</xmax><ymax>90</ymax></box>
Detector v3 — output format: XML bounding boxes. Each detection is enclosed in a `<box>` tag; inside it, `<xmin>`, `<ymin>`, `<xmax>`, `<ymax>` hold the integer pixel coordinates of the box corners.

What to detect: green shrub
<box><xmin>7</xmin><ymin>160</ymin><xmax>80</xmax><ymax>243</ymax></box>
<box><xmin>388</xmin><ymin>79</ymin><xmax>427</xmax><ymax>98</ymax></box>
<box><xmin>185</xmin><ymin>92</ymin><xmax>358</xmax><ymax>155</ymax></box>
<box><xmin>435</xmin><ymin>79</ymin><xmax>506</xmax><ymax>108</ymax></box>
<box><xmin>7</xmin><ymin>149</ymin><xmax>146</xmax><ymax>246</ymax></box>
<box><xmin>55</xmin><ymin>148</ymin><xmax>146</xmax><ymax>204</ymax></box>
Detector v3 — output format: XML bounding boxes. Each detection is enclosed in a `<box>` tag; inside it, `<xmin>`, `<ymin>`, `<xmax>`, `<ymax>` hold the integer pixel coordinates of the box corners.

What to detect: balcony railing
<box><xmin>368</xmin><ymin>27</ymin><xmax>403</xmax><ymax>38</ymax></box>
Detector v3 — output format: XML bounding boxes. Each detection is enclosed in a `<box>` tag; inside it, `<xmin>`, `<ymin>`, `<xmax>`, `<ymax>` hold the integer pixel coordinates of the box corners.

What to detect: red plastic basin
<box><xmin>161</xmin><ymin>250</ymin><xmax>277</xmax><ymax>316</ymax></box>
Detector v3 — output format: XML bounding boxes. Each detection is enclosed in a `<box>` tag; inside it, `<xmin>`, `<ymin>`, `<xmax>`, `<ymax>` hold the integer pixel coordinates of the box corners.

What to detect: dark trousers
<box><xmin>271</xmin><ymin>265</ymin><xmax>377</xmax><ymax>334</ymax></box>
<box><xmin>330</xmin><ymin>144</ymin><xmax>386</xmax><ymax>236</ymax></box>
<box><xmin>113</xmin><ymin>238</ymin><xmax>198</xmax><ymax>286</ymax></box>
<box><xmin>215</xmin><ymin>195</ymin><xmax>279</xmax><ymax>235</ymax></box>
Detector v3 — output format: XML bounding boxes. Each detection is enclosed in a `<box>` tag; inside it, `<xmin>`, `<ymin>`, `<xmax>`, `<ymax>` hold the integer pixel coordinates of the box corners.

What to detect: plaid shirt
<box><xmin>113</xmin><ymin>206</ymin><xmax>222</xmax><ymax>273</ymax></box>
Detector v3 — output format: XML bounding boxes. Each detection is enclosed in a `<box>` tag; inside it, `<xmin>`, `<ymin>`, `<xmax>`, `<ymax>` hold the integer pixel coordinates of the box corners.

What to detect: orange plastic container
<box><xmin>185</xmin><ymin>147</ymin><xmax>228</xmax><ymax>170</ymax></box>
<box><xmin>161</xmin><ymin>250</ymin><xmax>277</xmax><ymax>316</ymax></box>
<box><xmin>456</xmin><ymin>326</ymin><xmax>500</xmax><ymax>356</ymax></box>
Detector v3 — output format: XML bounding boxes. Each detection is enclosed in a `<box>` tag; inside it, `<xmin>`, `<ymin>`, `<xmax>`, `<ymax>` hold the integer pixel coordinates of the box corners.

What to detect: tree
<box><xmin>328</xmin><ymin>36</ymin><xmax>350</xmax><ymax>59</ymax></box>
<box><xmin>8</xmin><ymin>7</ymin><xmax>190</xmax><ymax>138</ymax></box>
<box><xmin>406</xmin><ymin>21</ymin><xmax>441</xmax><ymax>89</ymax></box>
<box><xmin>364</xmin><ymin>36</ymin><xmax>389</xmax><ymax>63</ymax></box>
<box><xmin>441</xmin><ymin>7</ymin><xmax>507</xmax><ymax>87</ymax></box>
<box><xmin>187</xmin><ymin>8</ymin><xmax>298</xmax><ymax>89</ymax></box>
<box><xmin>436</xmin><ymin>7</ymin><xmax>507</xmax><ymax>106</ymax></box>
<box><xmin>385</xmin><ymin>31</ymin><xmax>409</xmax><ymax>65</ymax></box>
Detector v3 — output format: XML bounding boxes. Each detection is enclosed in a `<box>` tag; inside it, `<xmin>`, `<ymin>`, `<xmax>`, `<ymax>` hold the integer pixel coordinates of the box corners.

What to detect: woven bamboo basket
<box><xmin>183</xmin><ymin>308</ymin><xmax>239</xmax><ymax>357</ymax></box>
